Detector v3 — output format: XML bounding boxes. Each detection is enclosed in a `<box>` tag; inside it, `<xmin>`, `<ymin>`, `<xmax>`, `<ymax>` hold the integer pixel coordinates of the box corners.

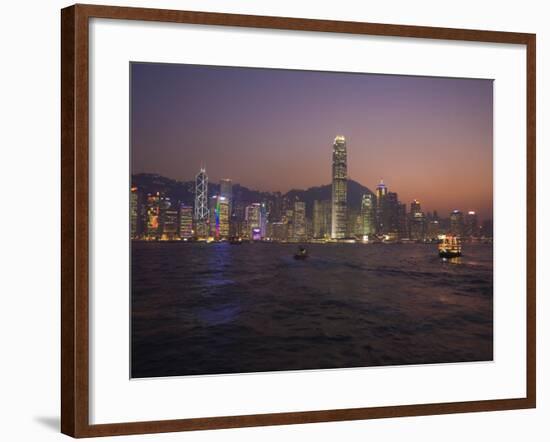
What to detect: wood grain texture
<box><xmin>60</xmin><ymin>4</ymin><xmax>536</xmax><ymax>438</ymax></box>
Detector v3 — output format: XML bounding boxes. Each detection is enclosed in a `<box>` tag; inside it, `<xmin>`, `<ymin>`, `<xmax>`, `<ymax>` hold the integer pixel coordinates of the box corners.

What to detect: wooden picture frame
<box><xmin>61</xmin><ymin>3</ymin><xmax>536</xmax><ymax>437</ymax></box>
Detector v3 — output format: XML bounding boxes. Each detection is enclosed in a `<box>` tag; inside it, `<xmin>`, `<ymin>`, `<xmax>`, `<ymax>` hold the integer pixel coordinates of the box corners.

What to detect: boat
<box><xmin>229</xmin><ymin>237</ymin><xmax>243</xmax><ymax>245</ymax></box>
<box><xmin>294</xmin><ymin>246</ymin><xmax>308</xmax><ymax>260</ymax></box>
<box><xmin>438</xmin><ymin>235</ymin><xmax>462</xmax><ymax>258</ymax></box>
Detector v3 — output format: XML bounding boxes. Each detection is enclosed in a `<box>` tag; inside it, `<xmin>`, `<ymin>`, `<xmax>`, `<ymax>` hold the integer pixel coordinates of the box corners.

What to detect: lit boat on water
<box><xmin>438</xmin><ymin>235</ymin><xmax>462</xmax><ymax>258</ymax></box>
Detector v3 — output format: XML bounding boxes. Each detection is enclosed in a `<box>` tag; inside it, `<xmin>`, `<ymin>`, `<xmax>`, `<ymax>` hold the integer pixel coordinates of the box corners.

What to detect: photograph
<box><xmin>130</xmin><ymin>62</ymin><xmax>494</xmax><ymax>378</ymax></box>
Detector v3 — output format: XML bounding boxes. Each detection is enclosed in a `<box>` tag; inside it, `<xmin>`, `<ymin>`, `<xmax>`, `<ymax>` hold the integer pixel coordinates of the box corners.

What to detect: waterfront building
<box><xmin>348</xmin><ymin>209</ymin><xmax>362</xmax><ymax>238</ymax></box>
<box><xmin>245</xmin><ymin>203</ymin><xmax>261</xmax><ymax>240</ymax></box>
<box><xmin>260</xmin><ymin>202</ymin><xmax>268</xmax><ymax>238</ymax></box>
<box><xmin>375</xmin><ymin>179</ymin><xmax>388</xmax><ymax>233</ymax></box>
<box><xmin>293</xmin><ymin>201</ymin><xmax>307</xmax><ymax>242</ymax></box>
<box><xmin>161</xmin><ymin>208</ymin><xmax>178</xmax><ymax>240</ymax></box>
<box><xmin>220</xmin><ymin>178</ymin><xmax>233</xmax><ymax>219</ymax></box>
<box><xmin>178</xmin><ymin>204</ymin><xmax>193</xmax><ymax>239</ymax></box>
<box><xmin>450</xmin><ymin>210</ymin><xmax>465</xmax><ymax>236</ymax></box>
<box><xmin>409</xmin><ymin>200</ymin><xmax>426</xmax><ymax>241</ymax></box>
<box><xmin>194</xmin><ymin>168</ymin><xmax>209</xmax><ymax>238</ymax></box>
<box><xmin>145</xmin><ymin>193</ymin><xmax>164</xmax><ymax>239</ymax></box>
<box><xmin>217</xmin><ymin>197</ymin><xmax>230</xmax><ymax>239</ymax></box>
<box><xmin>313</xmin><ymin>199</ymin><xmax>331</xmax><ymax>239</ymax></box>
<box><xmin>209</xmin><ymin>195</ymin><xmax>230</xmax><ymax>240</ymax></box>
<box><xmin>360</xmin><ymin>193</ymin><xmax>376</xmax><ymax>237</ymax></box>
<box><xmin>465</xmin><ymin>210</ymin><xmax>479</xmax><ymax>237</ymax></box>
<box><xmin>130</xmin><ymin>187</ymin><xmax>139</xmax><ymax>238</ymax></box>
<box><xmin>270</xmin><ymin>221</ymin><xmax>288</xmax><ymax>242</ymax></box>
<box><xmin>331</xmin><ymin>135</ymin><xmax>347</xmax><ymax>239</ymax></box>
<box><xmin>409</xmin><ymin>212</ymin><xmax>426</xmax><ymax>240</ymax></box>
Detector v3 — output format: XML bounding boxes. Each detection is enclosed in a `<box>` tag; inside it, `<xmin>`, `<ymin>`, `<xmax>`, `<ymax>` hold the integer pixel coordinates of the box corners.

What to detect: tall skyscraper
<box><xmin>194</xmin><ymin>168</ymin><xmax>209</xmax><ymax>238</ymax></box>
<box><xmin>409</xmin><ymin>199</ymin><xmax>426</xmax><ymax>241</ymax></box>
<box><xmin>331</xmin><ymin>135</ymin><xmax>347</xmax><ymax>239</ymax></box>
<box><xmin>260</xmin><ymin>202</ymin><xmax>268</xmax><ymax>238</ymax></box>
<box><xmin>293</xmin><ymin>201</ymin><xmax>306</xmax><ymax>242</ymax></box>
<box><xmin>360</xmin><ymin>193</ymin><xmax>376</xmax><ymax>236</ymax></box>
<box><xmin>375</xmin><ymin>179</ymin><xmax>388</xmax><ymax>233</ymax></box>
<box><xmin>220</xmin><ymin>178</ymin><xmax>233</xmax><ymax>218</ymax></box>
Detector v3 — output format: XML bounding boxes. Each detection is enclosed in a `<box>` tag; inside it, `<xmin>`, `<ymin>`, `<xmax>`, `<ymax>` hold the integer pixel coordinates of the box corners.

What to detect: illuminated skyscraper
<box><xmin>220</xmin><ymin>178</ymin><xmax>233</xmax><ymax>218</ymax></box>
<box><xmin>293</xmin><ymin>201</ymin><xmax>306</xmax><ymax>242</ymax></box>
<box><xmin>409</xmin><ymin>200</ymin><xmax>426</xmax><ymax>240</ymax></box>
<box><xmin>360</xmin><ymin>193</ymin><xmax>376</xmax><ymax>236</ymax></box>
<box><xmin>260</xmin><ymin>202</ymin><xmax>268</xmax><ymax>238</ymax></box>
<box><xmin>178</xmin><ymin>203</ymin><xmax>193</xmax><ymax>239</ymax></box>
<box><xmin>375</xmin><ymin>179</ymin><xmax>388</xmax><ymax>233</ymax></box>
<box><xmin>331</xmin><ymin>135</ymin><xmax>347</xmax><ymax>239</ymax></box>
<box><xmin>194</xmin><ymin>168</ymin><xmax>209</xmax><ymax>238</ymax></box>
<box><xmin>209</xmin><ymin>195</ymin><xmax>230</xmax><ymax>240</ymax></box>
<box><xmin>245</xmin><ymin>203</ymin><xmax>261</xmax><ymax>240</ymax></box>
<box><xmin>161</xmin><ymin>208</ymin><xmax>178</xmax><ymax>240</ymax></box>
<box><xmin>145</xmin><ymin>193</ymin><xmax>161</xmax><ymax>239</ymax></box>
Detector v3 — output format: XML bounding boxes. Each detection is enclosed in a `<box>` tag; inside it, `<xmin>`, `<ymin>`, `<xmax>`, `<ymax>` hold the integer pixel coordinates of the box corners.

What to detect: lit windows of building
<box><xmin>293</xmin><ymin>201</ymin><xmax>307</xmax><ymax>242</ymax></box>
<box><xmin>331</xmin><ymin>135</ymin><xmax>347</xmax><ymax>239</ymax></box>
<box><xmin>245</xmin><ymin>203</ymin><xmax>261</xmax><ymax>240</ymax></box>
<box><xmin>178</xmin><ymin>203</ymin><xmax>193</xmax><ymax>240</ymax></box>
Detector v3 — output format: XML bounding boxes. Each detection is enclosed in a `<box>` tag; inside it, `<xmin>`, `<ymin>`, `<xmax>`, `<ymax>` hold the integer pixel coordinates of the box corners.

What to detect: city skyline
<box><xmin>131</xmin><ymin>133</ymin><xmax>492</xmax><ymax>244</ymax></box>
<box><xmin>132</xmin><ymin>62</ymin><xmax>493</xmax><ymax>220</ymax></box>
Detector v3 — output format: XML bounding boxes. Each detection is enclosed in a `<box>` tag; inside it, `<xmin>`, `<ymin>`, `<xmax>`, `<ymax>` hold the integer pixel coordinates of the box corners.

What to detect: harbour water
<box><xmin>131</xmin><ymin>242</ymin><xmax>493</xmax><ymax>378</ymax></box>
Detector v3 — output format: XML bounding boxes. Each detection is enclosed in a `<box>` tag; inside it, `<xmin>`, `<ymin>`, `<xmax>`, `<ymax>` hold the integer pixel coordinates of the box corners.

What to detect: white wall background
<box><xmin>0</xmin><ymin>0</ymin><xmax>546</xmax><ymax>440</ymax></box>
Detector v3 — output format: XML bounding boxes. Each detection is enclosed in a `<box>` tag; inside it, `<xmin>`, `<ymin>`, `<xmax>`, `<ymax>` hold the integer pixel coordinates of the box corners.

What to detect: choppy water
<box><xmin>131</xmin><ymin>242</ymin><xmax>493</xmax><ymax>378</ymax></box>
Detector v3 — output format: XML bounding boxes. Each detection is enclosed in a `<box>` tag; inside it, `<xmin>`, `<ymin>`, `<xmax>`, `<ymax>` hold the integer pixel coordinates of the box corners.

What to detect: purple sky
<box><xmin>131</xmin><ymin>63</ymin><xmax>493</xmax><ymax>220</ymax></box>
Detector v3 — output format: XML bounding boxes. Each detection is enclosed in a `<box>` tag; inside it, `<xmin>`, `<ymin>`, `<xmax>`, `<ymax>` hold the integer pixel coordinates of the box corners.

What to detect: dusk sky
<box><xmin>131</xmin><ymin>63</ymin><xmax>493</xmax><ymax>220</ymax></box>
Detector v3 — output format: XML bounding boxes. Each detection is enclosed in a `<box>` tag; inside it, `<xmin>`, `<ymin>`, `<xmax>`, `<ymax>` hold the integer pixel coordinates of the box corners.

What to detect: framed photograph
<box><xmin>61</xmin><ymin>4</ymin><xmax>536</xmax><ymax>437</ymax></box>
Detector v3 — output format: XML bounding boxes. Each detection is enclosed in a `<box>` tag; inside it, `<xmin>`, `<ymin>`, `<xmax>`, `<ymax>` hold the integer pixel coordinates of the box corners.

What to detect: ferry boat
<box><xmin>294</xmin><ymin>246</ymin><xmax>309</xmax><ymax>260</ymax></box>
<box><xmin>438</xmin><ymin>235</ymin><xmax>462</xmax><ymax>258</ymax></box>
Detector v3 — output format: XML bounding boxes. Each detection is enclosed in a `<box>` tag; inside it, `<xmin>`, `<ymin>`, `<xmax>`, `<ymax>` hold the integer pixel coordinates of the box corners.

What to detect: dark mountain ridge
<box><xmin>132</xmin><ymin>173</ymin><xmax>374</xmax><ymax>216</ymax></box>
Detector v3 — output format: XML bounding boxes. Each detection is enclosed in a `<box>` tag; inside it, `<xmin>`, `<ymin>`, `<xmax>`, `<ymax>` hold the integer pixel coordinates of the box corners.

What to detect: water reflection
<box><xmin>131</xmin><ymin>242</ymin><xmax>493</xmax><ymax>378</ymax></box>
